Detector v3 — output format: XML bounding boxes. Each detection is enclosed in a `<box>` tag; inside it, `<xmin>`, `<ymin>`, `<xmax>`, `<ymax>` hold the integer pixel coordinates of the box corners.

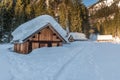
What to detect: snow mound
<box><xmin>70</xmin><ymin>32</ymin><xmax>87</xmax><ymax>41</ymax></box>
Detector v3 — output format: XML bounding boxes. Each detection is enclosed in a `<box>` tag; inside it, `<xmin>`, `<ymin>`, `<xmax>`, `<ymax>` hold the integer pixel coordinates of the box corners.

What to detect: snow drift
<box><xmin>0</xmin><ymin>41</ymin><xmax>120</xmax><ymax>80</ymax></box>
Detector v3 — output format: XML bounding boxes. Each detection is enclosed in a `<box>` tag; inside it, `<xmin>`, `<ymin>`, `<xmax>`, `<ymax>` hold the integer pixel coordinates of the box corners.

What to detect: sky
<box><xmin>83</xmin><ymin>0</ymin><xmax>98</xmax><ymax>6</ymax></box>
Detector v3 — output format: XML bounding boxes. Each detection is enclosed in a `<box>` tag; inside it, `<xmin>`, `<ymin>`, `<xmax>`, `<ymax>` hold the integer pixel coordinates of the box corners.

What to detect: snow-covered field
<box><xmin>0</xmin><ymin>41</ymin><xmax>120</xmax><ymax>80</ymax></box>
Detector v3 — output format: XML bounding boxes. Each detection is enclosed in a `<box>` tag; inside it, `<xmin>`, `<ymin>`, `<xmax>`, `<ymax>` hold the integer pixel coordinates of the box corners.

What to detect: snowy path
<box><xmin>53</xmin><ymin>46</ymin><xmax>86</xmax><ymax>80</ymax></box>
<box><xmin>54</xmin><ymin>42</ymin><xmax>102</xmax><ymax>80</ymax></box>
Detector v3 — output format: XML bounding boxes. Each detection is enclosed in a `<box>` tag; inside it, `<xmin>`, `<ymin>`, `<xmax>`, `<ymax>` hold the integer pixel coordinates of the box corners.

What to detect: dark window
<box><xmin>48</xmin><ymin>43</ymin><xmax>52</xmax><ymax>47</ymax></box>
<box><xmin>28</xmin><ymin>42</ymin><xmax>32</xmax><ymax>53</ymax></box>
<box><xmin>57</xmin><ymin>43</ymin><xmax>59</xmax><ymax>46</ymax></box>
<box><xmin>53</xmin><ymin>33</ymin><xmax>56</xmax><ymax>35</ymax></box>
<box><xmin>38</xmin><ymin>32</ymin><xmax>41</xmax><ymax>34</ymax></box>
<box><xmin>32</xmin><ymin>36</ymin><xmax>35</xmax><ymax>38</ymax></box>
<box><xmin>57</xmin><ymin>37</ymin><xmax>59</xmax><ymax>39</ymax></box>
<box><xmin>47</xmin><ymin>27</ymin><xmax>49</xmax><ymax>29</ymax></box>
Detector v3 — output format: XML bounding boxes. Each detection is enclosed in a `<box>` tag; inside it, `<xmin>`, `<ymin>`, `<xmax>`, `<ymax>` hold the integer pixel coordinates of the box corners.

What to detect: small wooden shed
<box><xmin>11</xmin><ymin>15</ymin><xmax>68</xmax><ymax>54</ymax></box>
<box><xmin>97</xmin><ymin>35</ymin><xmax>113</xmax><ymax>42</ymax></box>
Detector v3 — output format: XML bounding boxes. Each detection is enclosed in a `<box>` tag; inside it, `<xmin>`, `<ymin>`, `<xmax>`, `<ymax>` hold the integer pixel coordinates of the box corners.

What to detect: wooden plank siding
<box><xmin>14</xmin><ymin>42</ymin><xmax>29</xmax><ymax>54</ymax></box>
<box><xmin>14</xmin><ymin>25</ymin><xmax>64</xmax><ymax>54</ymax></box>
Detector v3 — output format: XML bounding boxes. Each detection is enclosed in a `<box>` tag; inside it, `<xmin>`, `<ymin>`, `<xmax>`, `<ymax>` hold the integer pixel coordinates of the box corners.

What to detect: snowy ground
<box><xmin>0</xmin><ymin>41</ymin><xmax>120</xmax><ymax>80</ymax></box>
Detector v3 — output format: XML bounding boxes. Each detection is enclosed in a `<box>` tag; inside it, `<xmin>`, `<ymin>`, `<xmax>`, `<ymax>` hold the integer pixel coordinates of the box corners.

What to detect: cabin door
<box><xmin>47</xmin><ymin>42</ymin><xmax>52</xmax><ymax>47</ymax></box>
<box><xmin>28</xmin><ymin>41</ymin><xmax>32</xmax><ymax>53</ymax></box>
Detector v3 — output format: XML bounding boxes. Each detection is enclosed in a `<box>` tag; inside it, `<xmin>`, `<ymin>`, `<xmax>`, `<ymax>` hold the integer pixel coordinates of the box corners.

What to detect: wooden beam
<box><xmin>29</xmin><ymin>40</ymin><xmax>62</xmax><ymax>43</ymax></box>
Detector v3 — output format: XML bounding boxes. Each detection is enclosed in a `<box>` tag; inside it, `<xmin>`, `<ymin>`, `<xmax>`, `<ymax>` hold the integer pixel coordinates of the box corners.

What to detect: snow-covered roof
<box><xmin>70</xmin><ymin>32</ymin><xmax>87</xmax><ymax>41</ymax></box>
<box><xmin>11</xmin><ymin>15</ymin><xmax>68</xmax><ymax>43</ymax></box>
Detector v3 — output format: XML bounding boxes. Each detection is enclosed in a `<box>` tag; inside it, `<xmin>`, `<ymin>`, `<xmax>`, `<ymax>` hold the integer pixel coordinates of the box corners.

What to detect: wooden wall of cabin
<box><xmin>29</xmin><ymin>27</ymin><xmax>62</xmax><ymax>41</ymax></box>
<box><xmin>14</xmin><ymin>26</ymin><xmax>63</xmax><ymax>54</ymax></box>
<box><xmin>14</xmin><ymin>42</ymin><xmax>29</xmax><ymax>54</ymax></box>
<box><xmin>28</xmin><ymin>26</ymin><xmax>63</xmax><ymax>50</ymax></box>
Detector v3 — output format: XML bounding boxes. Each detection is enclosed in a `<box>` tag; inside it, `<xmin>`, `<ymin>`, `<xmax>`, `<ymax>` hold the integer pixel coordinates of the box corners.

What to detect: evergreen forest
<box><xmin>0</xmin><ymin>0</ymin><xmax>120</xmax><ymax>43</ymax></box>
<box><xmin>89</xmin><ymin>0</ymin><xmax>120</xmax><ymax>37</ymax></box>
<box><xmin>0</xmin><ymin>0</ymin><xmax>89</xmax><ymax>42</ymax></box>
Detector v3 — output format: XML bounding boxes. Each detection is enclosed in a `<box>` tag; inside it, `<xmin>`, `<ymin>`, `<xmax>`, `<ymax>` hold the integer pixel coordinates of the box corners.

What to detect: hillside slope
<box><xmin>88</xmin><ymin>0</ymin><xmax>120</xmax><ymax>36</ymax></box>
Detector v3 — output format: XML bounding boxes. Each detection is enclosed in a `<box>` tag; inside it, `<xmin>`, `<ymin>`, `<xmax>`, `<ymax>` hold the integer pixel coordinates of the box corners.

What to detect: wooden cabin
<box><xmin>11</xmin><ymin>15</ymin><xmax>68</xmax><ymax>54</ymax></box>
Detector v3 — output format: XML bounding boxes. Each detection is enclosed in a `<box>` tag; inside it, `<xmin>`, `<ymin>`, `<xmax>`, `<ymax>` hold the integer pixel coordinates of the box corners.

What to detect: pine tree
<box><xmin>34</xmin><ymin>0</ymin><xmax>46</xmax><ymax>16</ymax></box>
<box><xmin>25</xmin><ymin>2</ymin><xmax>32</xmax><ymax>19</ymax></box>
<box><xmin>15</xmin><ymin>0</ymin><xmax>24</xmax><ymax>25</ymax></box>
<box><xmin>58</xmin><ymin>0</ymin><xmax>89</xmax><ymax>35</ymax></box>
<box><xmin>0</xmin><ymin>0</ymin><xmax>15</xmax><ymax>42</ymax></box>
